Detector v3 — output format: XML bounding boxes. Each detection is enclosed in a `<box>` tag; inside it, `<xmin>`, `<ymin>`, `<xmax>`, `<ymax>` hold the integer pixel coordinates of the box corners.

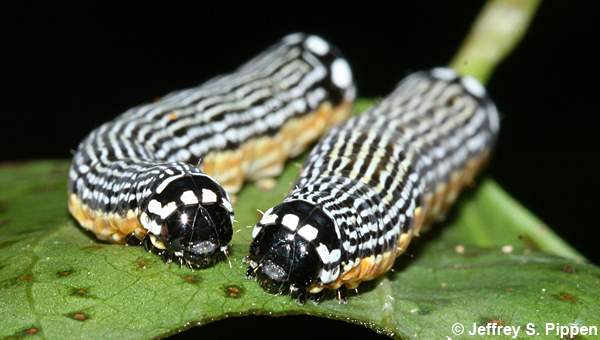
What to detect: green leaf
<box><xmin>1</xmin><ymin>103</ymin><xmax>598</xmax><ymax>339</ymax></box>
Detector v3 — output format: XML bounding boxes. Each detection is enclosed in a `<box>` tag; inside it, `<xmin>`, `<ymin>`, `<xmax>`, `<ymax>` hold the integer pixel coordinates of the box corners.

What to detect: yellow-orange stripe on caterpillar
<box><xmin>68</xmin><ymin>33</ymin><xmax>355</xmax><ymax>268</ymax></box>
<box><xmin>247</xmin><ymin>67</ymin><xmax>498</xmax><ymax>297</ymax></box>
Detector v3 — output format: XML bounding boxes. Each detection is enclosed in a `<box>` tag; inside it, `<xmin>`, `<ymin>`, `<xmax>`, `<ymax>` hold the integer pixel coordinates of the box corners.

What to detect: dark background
<box><xmin>2</xmin><ymin>2</ymin><xmax>598</xmax><ymax>338</ymax></box>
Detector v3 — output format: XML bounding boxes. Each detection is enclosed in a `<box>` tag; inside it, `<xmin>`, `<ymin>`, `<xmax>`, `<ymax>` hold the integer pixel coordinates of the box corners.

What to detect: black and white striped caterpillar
<box><xmin>247</xmin><ymin>67</ymin><xmax>498</xmax><ymax>296</ymax></box>
<box><xmin>67</xmin><ymin>33</ymin><xmax>355</xmax><ymax>267</ymax></box>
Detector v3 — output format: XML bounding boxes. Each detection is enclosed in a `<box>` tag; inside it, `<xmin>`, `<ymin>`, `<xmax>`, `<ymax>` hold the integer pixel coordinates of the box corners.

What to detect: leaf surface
<box><xmin>0</xmin><ymin>102</ymin><xmax>598</xmax><ymax>339</ymax></box>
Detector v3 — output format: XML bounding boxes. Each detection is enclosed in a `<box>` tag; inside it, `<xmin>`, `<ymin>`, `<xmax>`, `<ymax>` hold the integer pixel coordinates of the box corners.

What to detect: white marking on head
<box><xmin>221</xmin><ymin>198</ymin><xmax>233</xmax><ymax>213</ymax></box>
<box><xmin>252</xmin><ymin>225</ymin><xmax>262</xmax><ymax>239</ymax></box>
<box><xmin>281</xmin><ymin>214</ymin><xmax>299</xmax><ymax>231</ymax></box>
<box><xmin>147</xmin><ymin>199</ymin><xmax>162</xmax><ymax>216</ymax></box>
<box><xmin>318</xmin><ymin>267</ymin><xmax>340</xmax><ymax>283</ymax></box>
<box><xmin>315</xmin><ymin>243</ymin><xmax>330</xmax><ymax>263</ymax></box>
<box><xmin>462</xmin><ymin>76</ymin><xmax>486</xmax><ymax>97</ymax></box>
<box><xmin>201</xmin><ymin>188</ymin><xmax>217</xmax><ymax>204</ymax></box>
<box><xmin>331</xmin><ymin>58</ymin><xmax>352</xmax><ymax>89</ymax></box>
<box><xmin>319</xmin><ymin>268</ymin><xmax>333</xmax><ymax>283</ymax></box>
<box><xmin>180</xmin><ymin>190</ymin><xmax>199</xmax><ymax>205</ymax></box>
<box><xmin>155</xmin><ymin>174</ymin><xmax>184</xmax><ymax>194</ymax></box>
<box><xmin>147</xmin><ymin>199</ymin><xmax>178</xmax><ymax>219</ymax></box>
<box><xmin>140</xmin><ymin>212</ymin><xmax>162</xmax><ymax>235</ymax></box>
<box><xmin>298</xmin><ymin>224</ymin><xmax>318</xmax><ymax>241</ymax></box>
<box><xmin>140</xmin><ymin>212</ymin><xmax>150</xmax><ymax>226</ymax></box>
<box><xmin>431</xmin><ymin>67</ymin><xmax>457</xmax><ymax>81</ymax></box>
<box><xmin>305</xmin><ymin>35</ymin><xmax>329</xmax><ymax>55</ymax></box>
<box><xmin>160</xmin><ymin>202</ymin><xmax>177</xmax><ymax>219</ymax></box>
<box><xmin>259</xmin><ymin>212</ymin><xmax>278</xmax><ymax>226</ymax></box>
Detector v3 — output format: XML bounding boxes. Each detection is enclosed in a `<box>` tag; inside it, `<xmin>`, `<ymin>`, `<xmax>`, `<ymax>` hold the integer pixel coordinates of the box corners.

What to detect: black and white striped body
<box><xmin>67</xmin><ymin>33</ymin><xmax>355</xmax><ymax>267</ymax></box>
<box><xmin>247</xmin><ymin>68</ymin><xmax>499</xmax><ymax>294</ymax></box>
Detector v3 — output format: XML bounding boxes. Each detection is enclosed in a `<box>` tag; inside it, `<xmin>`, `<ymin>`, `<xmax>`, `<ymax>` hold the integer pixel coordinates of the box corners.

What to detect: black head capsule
<box><xmin>246</xmin><ymin>200</ymin><xmax>341</xmax><ymax>297</ymax></box>
<box><xmin>140</xmin><ymin>173</ymin><xmax>234</xmax><ymax>268</ymax></box>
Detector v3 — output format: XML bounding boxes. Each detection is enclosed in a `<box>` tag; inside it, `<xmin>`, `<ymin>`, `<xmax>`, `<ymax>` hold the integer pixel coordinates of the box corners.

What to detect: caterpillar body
<box><xmin>67</xmin><ymin>33</ymin><xmax>355</xmax><ymax>267</ymax></box>
<box><xmin>247</xmin><ymin>68</ymin><xmax>498</xmax><ymax>296</ymax></box>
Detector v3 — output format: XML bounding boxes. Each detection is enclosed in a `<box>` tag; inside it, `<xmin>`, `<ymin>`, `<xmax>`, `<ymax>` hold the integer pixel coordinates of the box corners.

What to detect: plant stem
<box><xmin>451</xmin><ymin>0</ymin><xmax>541</xmax><ymax>84</ymax></box>
<box><xmin>451</xmin><ymin>1</ymin><xmax>586</xmax><ymax>261</ymax></box>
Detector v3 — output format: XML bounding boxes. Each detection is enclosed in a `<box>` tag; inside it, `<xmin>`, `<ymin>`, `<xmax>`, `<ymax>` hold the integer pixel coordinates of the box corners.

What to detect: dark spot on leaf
<box><xmin>67</xmin><ymin>312</ymin><xmax>89</xmax><ymax>321</ymax></box>
<box><xmin>57</xmin><ymin>269</ymin><xmax>74</xmax><ymax>278</ymax></box>
<box><xmin>223</xmin><ymin>285</ymin><xmax>244</xmax><ymax>299</ymax></box>
<box><xmin>484</xmin><ymin>318</ymin><xmax>505</xmax><ymax>327</ymax></box>
<box><xmin>83</xmin><ymin>244</ymin><xmax>105</xmax><ymax>251</ymax></box>
<box><xmin>557</xmin><ymin>292</ymin><xmax>577</xmax><ymax>303</ymax></box>
<box><xmin>505</xmin><ymin>287</ymin><xmax>513</xmax><ymax>292</ymax></box>
<box><xmin>0</xmin><ymin>219</ymin><xmax>8</xmax><ymax>227</ymax></box>
<box><xmin>71</xmin><ymin>287</ymin><xmax>92</xmax><ymax>298</ymax></box>
<box><xmin>415</xmin><ymin>307</ymin><xmax>432</xmax><ymax>315</ymax></box>
<box><xmin>134</xmin><ymin>257</ymin><xmax>150</xmax><ymax>270</ymax></box>
<box><xmin>5</xmin><ymin>325</ymin><xmax>41</xmax><ymax>339</ymax></box>
<box><xmin>562</xmin><ymin>265</ymin><xmax>575</xmax><ymax>274</ymax></box>
<box><xmin>182</xmin><ymin>274</ymin><xmax>201</xmax><ymax>285</ymax></box>
<box><xmin>20</xmin><ymin>274</ymin><xmax>33</xmax><ymax>282</ymax></box>
<box><xmin>25</xmin><ymin>327</ymin><xmax>39</xmax><ymax>335</ymax></box>
<box><xmin>0</xmin><ymin>201</ymin><xmax>6</xmax><ymax>213</ymax></box>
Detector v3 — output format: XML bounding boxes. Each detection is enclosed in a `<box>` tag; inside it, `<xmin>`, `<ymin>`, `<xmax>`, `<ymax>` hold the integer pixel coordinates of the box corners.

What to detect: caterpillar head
<box><xmin>140</xmin><ymin>173</ymin><xmax>234</xmax><ymax>268</ymax></box>
<box><xmin>246</xmin><ymin>200</ymin><xmax>340</xmax><ymax>297</ymax></box>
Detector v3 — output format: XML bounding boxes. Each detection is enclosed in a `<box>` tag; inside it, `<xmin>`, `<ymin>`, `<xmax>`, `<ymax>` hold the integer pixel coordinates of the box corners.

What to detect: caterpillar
<box><xmin>67</xmin><ymin>33</ymin><xmax>356</xmax><ymax>268</ymax></box>
<box><xmin>247</xmin><ymin>67</ymin><xmax>499</xmax><ymax>297</ymax></box>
